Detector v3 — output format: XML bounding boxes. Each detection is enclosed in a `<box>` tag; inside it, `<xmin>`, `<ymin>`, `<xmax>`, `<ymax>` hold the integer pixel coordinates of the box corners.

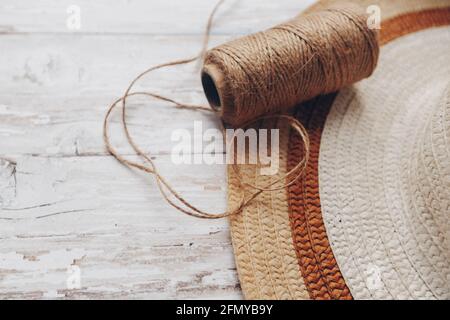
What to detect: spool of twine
<box><xmin>201</xmin><ymin>3</ymin><xmax>379</xmax><ymax>126</ymax></box>
<box><xmin>103</xmin><ymin>1</ymin><xmax>380</xmax><ymax>219</ymax></box>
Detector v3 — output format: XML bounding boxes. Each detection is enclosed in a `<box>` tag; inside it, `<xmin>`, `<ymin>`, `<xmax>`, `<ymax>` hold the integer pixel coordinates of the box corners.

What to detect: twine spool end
<box><xmin>201</xmin><ymin>64</ymin><xmax>224</xmax><ymax>114</ymax></box>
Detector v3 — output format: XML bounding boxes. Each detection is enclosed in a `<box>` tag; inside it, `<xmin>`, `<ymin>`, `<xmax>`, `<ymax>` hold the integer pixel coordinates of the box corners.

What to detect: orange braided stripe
<box><xmin>286</xmin><ymin>7</ymin><xmax>450</xmax><ymax>300</ymax></box>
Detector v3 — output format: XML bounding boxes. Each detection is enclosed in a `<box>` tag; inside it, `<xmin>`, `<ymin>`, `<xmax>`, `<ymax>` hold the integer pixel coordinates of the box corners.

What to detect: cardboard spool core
<box><xmin>201</xmin><ymin>65</ymin><xmax>223</xmax><ymax>113</ymax></box>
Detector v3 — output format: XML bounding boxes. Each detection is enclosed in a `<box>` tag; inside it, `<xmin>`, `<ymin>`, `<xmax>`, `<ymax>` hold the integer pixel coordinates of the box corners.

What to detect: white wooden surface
<box><xmin>0</xmin><ymin>0</ymin><xmax>315</xmax><ymax>299</ymax></box>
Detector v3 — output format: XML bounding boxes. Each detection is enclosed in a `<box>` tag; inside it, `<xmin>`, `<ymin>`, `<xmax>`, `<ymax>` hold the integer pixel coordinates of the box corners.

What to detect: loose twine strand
<box><xmin>103</xmin><ymin>0</ymin><xmax>311</xmax><ymax>219</ymax></box>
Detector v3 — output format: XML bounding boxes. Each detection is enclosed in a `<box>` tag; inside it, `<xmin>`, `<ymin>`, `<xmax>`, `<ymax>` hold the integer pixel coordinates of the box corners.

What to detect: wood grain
<box><xmin>0</xmin><ymin>0</ymin><xmax>314</xmax><ymax>299</ymax></box>
<box><xmin>0</xmin><ymin>0</ymin><xmax>315</xmax><ymax>35</ymax></box>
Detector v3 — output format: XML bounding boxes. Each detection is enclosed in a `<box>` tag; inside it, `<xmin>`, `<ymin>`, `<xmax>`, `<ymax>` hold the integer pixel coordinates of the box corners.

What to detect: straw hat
<box><xmin>228</xmin><ymin>0</ymin><xmax>450</xmax><ymax>299</ymax></box>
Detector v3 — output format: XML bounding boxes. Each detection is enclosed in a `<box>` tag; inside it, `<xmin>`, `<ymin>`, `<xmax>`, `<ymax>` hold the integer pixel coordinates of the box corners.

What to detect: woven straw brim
<box><xmin>319</xmin><ymin>27</ymin><xmax>450</xmax><ymax>299</ymax></box>
<box><xmin>228</xmin><ymin>0</ymin><xmax>450</xmax><ymax>300</ymax></box>
<box><xmin>228</xmin><ymin>122</ymin><xmax>310</xmax><ymax>299</ymax></box>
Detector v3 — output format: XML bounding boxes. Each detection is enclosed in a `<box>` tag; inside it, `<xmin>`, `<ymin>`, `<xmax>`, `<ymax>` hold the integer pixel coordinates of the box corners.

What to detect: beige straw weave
<box><xmin>228</xmin><ymin>0</ymin><xmax>450</xmax><ymax>300</ymax></box>
<box><xmin>319</xmin><ymin>27</ymin><xmax>450</xmax><ymax>299</ymax></box>
<box><xmin>229</xmin><ymin>122</ymin><xmax>310</xmax><ymax>299</ymax></box>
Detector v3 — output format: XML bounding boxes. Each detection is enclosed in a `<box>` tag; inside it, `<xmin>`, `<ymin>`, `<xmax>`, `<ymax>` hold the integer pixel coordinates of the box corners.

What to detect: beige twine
<box><xmin>201</xmin><ymin>2</ymin><xmax>379</xmax><ymax>125</ymax></box>
<box><xmin>103</xmin><ymin>0</ymin><xmax>378</xmax><ymax>219</ymax></box>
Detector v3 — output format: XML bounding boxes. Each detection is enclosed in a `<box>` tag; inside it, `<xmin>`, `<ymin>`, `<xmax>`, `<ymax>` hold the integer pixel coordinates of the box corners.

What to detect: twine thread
<box><xmin>103</xmin><ymin>0</ymin><xmax>379</xmax><ymax>219</ymax></box>
<box><xmin>202</xmin><ymin>3</ymin><xmax>379</xmax><ymax>125</ymax></box>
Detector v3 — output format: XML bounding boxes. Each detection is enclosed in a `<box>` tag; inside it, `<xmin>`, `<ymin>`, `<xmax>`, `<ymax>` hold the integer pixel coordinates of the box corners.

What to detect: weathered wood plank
<box><xmin>0</xmin><ymin>0</ymin><xmax>315</xmax><ymax>35</ymax></box>
<box><xmin>0</xmin><ymin>34</ymin><xmax>229</xmax><ymax>157</ymax></box>
<box><xmin>0</xmin><ymin>0</ymin><xmax>317</xmax><ymax>299</ymax></box>
<box><xmin>0</xmin><ymin>155</ymin><xmax>238</xmax><ymax>299</ymax></box>
<box><xmin>0</xmin><ymin>24</ymin><xmax>238</xmax><ymax>301</ymax></box>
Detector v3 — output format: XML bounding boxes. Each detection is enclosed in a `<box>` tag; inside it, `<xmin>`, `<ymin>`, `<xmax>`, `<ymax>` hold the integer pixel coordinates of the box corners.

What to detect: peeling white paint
<box><xmin>0</xmin><ymin>0</ymin><xmax>318</xmax><ymax>299</ymax></box>
<box><xmin>0</xmin><ymin>249</ymin><xmax>87</xmax><ymax>271</ymax></box>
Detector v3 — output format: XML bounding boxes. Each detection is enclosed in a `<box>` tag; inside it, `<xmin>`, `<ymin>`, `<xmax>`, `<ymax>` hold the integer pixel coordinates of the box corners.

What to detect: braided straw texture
<box><xmin>228</xmin><ymin>0</ymin><xmax>450</xmax><ymax>300</ymax></box>
<box><xmin>319</xmin><ymin>27</ymin><xmax>450</xmax><ymax>299</ymax></box>
<box><xmin>287</xmin><ymin>96</ymin><xmax>352</xmax><ymax>299</ymax></box>
<box><xmin>229</xmin><ymin>119</ymin><xmax>310</xmax><ymax>299</ymax></box>
<box><xmin>307</xmin><ymin>0</ymin><xmax>450</xmax><ymax>19</ymax></box>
